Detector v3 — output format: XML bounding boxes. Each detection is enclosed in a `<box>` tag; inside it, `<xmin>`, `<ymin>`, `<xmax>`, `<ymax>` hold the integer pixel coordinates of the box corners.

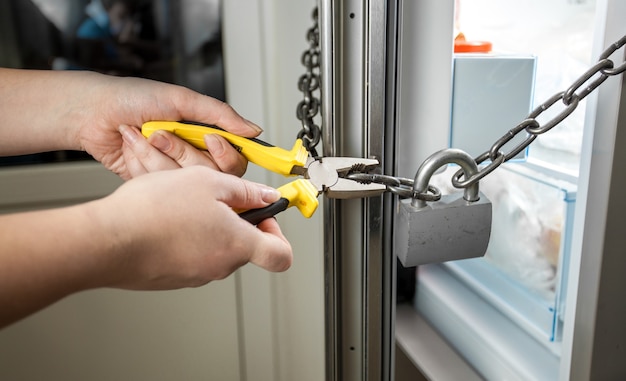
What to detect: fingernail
<box><xmin>119</xmin><ymin>124</ymin><xmax>139</xmax><ymax>145</ymax></box>
<box><xmin>244</xmin><ymin>119</ymin><xmax>264</xmax><ymax>133</ymax></box>
<box><xmin>261</xmin><ymin>188</ymin><xmax>281</xmax><ymax>203</ymax></box>
<box><xmin>204</xmin><ymin>134</ymin><xmax>225</xmax><ymax>156</ymax></box>
<box><xmin>150</xmin><ymin>131</ymin><xmax>171</xmax><ymax>151</ymax></box>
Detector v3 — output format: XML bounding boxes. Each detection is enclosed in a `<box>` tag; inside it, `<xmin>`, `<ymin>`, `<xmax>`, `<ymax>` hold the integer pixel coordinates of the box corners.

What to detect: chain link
<box><xmin>345</xmin><ymin>173</ymin><xmax>442</xmax><ymax>201</ymax></box>
<box><xmin>452</xmin><ymin>34</ymin><xmax>626</xmax><ymax>190</ymax></box>
<box><xmin>296</xmin><ymin>7</ymin><xmax>322</xmax><ymax>158</ymax></box>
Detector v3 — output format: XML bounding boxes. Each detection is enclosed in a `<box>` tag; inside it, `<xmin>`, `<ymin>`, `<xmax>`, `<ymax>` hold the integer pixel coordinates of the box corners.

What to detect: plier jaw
<box><xmin>304</xmin><ymin>157</ymin><xmax>387</xmax><ymax>199</ymax></box>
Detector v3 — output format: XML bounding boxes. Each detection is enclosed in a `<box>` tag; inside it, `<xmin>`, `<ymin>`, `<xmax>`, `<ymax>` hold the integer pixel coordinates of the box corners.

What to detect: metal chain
<box><xmin>356</xmin><ymin>34</ymin><xmax>626</xmax><ymax>199</ymax></box>
<box><xmin>296</xmin><ymin>9</ymin><xmax>625</xmax><ymax>201</ymax></box>
<box><xmin>450</xmin><ymin>34</ymin><xmax>626</xmax><ymax>190</ymax></box>
<box><xmin>294</xmin><ymin>7</ymin><xmax>428</xmax><ymax>198</ymax></box>
<box><xmin>296</xmin><ymin>7</ymin><xmax>322</xmax><ymax>158</ymax></box>
<box><xmin>346</xmin><ymin>173</ymin><xmax>441</xmax><ymax>201</ymax></box>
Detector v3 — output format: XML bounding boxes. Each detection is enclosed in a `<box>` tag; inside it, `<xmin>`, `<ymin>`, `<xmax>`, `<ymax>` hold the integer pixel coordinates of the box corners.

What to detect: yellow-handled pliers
<box><xmin>141</xmin><ymin>121</ymin><xmax>386</xmax><ymax>224</ymax></box>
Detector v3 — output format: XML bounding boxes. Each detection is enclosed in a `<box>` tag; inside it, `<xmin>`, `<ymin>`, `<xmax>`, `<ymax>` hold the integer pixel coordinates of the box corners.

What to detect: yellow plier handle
<box><xmin>239</xmin><ymin>179</ymin><xmax>319</xmax><ymax>225</ymax></box>
<box><xmin>141</xmin><ymin>121</ymin><xmax>309</xmax><ymax>176</ymax></box>
<box><xmin>141</xmin><ymin>121</ymin><xmax>319</xmax><ymax>223</ymax></box>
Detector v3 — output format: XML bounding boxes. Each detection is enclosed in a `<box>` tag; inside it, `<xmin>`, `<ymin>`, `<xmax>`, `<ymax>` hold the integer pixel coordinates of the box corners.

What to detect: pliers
<box><xmin>141</xmin><ymin>121</ymin><xmax>386</xmax><ymax>225</ymax></box>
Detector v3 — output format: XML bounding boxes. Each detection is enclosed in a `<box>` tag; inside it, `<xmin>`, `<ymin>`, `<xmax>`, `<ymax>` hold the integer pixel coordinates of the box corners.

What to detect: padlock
<box><xmin>395</xmin><ymin>148</ymin><xmax>492</xmax><ymax>267</ymax></box>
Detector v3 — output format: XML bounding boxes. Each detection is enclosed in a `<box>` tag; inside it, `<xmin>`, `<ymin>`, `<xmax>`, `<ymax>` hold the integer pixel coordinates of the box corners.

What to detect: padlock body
<box><xmin>395</xmin><ymin>192</ymin><xmax>492</xmax><ymax>267</ymax></box>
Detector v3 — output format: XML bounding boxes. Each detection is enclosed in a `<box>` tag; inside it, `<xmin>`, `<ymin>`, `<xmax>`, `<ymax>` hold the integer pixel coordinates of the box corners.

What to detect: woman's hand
<box><xmin>0</xmin><ymin>166</ymin><xmax>292</xmax><ymax>328</ymax></box>
<box><xmin>94</xmin><ymin>166</ymin><xmax>293</xmax><ymax>289</ymax></box>
<box><xmin>77</xmin><ymin>74</ymin><xmax>260</xmax><ymax>179</ymax></box>
<box><xmin>117</xmin><ymin>124</ymin><xmax>251</xmax><ymax>178</ymax></box>
<box><xmin>0</xmin><ymin>68</ymin><xmax>258</xmax><ymax>179</ymax></box>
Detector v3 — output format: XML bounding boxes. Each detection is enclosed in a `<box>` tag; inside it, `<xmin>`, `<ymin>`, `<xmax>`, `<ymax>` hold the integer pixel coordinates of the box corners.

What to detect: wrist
<box><xmin>0</xmin><ymin>69</ymin><xmax>99</xmax><ymax>154</ymax></box>
<box><xmin>81</xmin><ymin>196</ymin><xmax>135</xmax><ymax>289</ymax></box>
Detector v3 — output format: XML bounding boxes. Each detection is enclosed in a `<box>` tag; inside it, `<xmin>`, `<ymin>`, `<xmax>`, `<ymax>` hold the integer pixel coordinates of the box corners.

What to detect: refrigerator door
<box><xmin>392</xmin><ymin>0</ymin><xmax>626</xmax><ymax>380</ymax></box>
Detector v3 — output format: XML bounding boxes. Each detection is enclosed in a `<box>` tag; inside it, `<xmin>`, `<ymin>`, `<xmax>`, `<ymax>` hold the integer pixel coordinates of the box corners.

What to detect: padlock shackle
<box><xmin>412</xmin><ymin>148</ymin><xmax>479</xmax><ymax>208</ymax></box>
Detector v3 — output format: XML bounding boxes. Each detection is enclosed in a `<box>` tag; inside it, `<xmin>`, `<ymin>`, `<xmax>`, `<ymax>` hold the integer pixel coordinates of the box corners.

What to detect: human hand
<box><xmin>117</xmin><ymin>124</ymin><xmax>251</xmax><ymax>178</ymax></box>
<box><xmin>74</xmin><ymin>73</ymin><xmax>260</xmax><ymax>179</ymax></box>
<box><xmin>93</xmin><ymin>166</ymin><xmax>293</xmax><ymax>290</ymax></box>
<box><xmin>0</xmin><ymin>69</ymin><xmax>254</xmax><ymax>178</ymax></box>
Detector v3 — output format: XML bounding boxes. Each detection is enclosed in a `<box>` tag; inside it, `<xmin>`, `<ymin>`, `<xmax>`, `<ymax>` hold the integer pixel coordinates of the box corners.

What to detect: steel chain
<box><xmin>296</xmin><ymin>7</ymin><xmax>322</xmax><ymax>158</ymax></box>
<box><xmin>346</xmin><ymin>173</ymin><xmax>441</xmax><ymax>201</ymax></box>
<box><xmin>296</xmin><ymin>8</ymin><xmax>625</xmax><ymax>201</ymax></box>
<box><xmin>451</xmin><ymin>34</ymin><xmax>626</xmax><ymax>190</ymax></box>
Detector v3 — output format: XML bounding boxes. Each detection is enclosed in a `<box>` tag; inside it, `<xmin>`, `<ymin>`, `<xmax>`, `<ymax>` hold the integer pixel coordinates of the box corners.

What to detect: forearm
<box><xmin>0</xmin><ymin>68</ymin><xmax>105</xmax><ymax>155</ymax></box>
<box><xmin>0</xmin><ymin>202</ymin><xmax>117</xmax><ymax>328</ymax></box>
<box><xmin>0</xmin><ymin>167</ymin><xmax>293</xmax><ymax>328</ymax></box>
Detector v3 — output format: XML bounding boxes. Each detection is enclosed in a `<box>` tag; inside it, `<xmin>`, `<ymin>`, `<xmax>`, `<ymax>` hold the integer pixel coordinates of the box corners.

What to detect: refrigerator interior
<box><xmin>399</xmin><ymin>0</ymin><xmax>602</xmax><ymax>379</ymax></box>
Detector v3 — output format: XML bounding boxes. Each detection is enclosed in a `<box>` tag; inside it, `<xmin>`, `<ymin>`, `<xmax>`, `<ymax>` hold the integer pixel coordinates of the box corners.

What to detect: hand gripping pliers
<box><xmin>141</xmin><ymin>121</ymin><xmax>386</xmax><ymax>225</ymax></box>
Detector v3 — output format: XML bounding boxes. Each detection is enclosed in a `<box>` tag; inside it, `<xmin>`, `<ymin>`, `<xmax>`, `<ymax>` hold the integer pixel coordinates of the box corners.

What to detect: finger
<box><xmin>204</xmin><ymin>134</ymin><xmax>248</xmax><ymax>177</ymax></box>
<box><xmin>148</xmin><ymin>130</ymin><xmax>220</xmax><ymax>171</ymax></box>
<box><xmin>119</xmin><ymin>124</ymin><xmax>182</xmax><ymax>173</ymax></box>
<box><xmin>172</xmin><ymin>91</ymin><xmax>263</xmax><ymax>138</ymax></box>
<box><xmin>121</xmin><ymin>142</ymin><xmax>149</xmax><ymax>178</ymax></box>
<box><xmin>212</xmin><ymin>173</ymin><xmax>281</xmax><ymax>210</ymax></box>
<box><xmin>249</xmin><ymin>218</ymin><xmax>293</xmax><ymax>272</ymax></box>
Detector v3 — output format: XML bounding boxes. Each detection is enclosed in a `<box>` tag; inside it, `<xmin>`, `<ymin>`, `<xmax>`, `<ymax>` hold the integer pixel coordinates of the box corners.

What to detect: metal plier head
<box><xmin>297</xmin><ymin>156</ymin><xmax>386</xmax><ymax>199</ymax></box>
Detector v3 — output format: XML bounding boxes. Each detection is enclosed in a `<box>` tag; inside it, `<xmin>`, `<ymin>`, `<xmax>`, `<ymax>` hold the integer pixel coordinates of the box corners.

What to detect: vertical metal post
<box><xmin>320</xmin><ymin>1</ymin><xmax>399</xmax><ymax>380</ymax></box>
<box><xmin>319</xmin><ymin>1</ymin><xmax>338</xmax><ymax>379</ymax></box>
